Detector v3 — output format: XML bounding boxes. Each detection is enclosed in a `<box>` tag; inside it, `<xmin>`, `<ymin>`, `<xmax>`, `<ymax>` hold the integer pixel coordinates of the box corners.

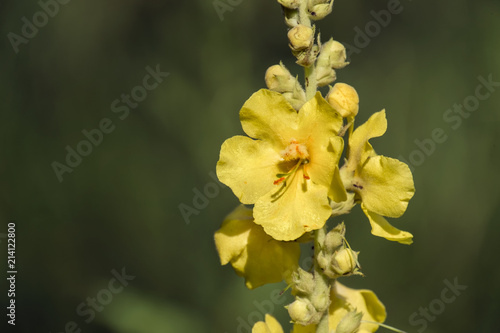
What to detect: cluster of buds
<box><xmin>287</xmin><ymin>268</ymin><xmax>329</xmax><ymax>326</ymax></box>
<box><xmin>316</xmin><ymin>223</ymin><xmax>362</xmax><ymax>278</ymax></box>
<box><xmin>265</xmin><ymin>62</ymin><xmax>307</xmax><ymax>110</ymax></box>
<box><xmin>316</xmin><ymin>38</ymin><xmax>349</xmax><ymax>86</ymax></box>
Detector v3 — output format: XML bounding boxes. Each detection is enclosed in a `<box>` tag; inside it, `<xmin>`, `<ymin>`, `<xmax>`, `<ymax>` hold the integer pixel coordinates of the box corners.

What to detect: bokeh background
<box><xmin>1</xmin><ymin>0</ymin><xmax>499</xmax><ymax>332</ymax></box>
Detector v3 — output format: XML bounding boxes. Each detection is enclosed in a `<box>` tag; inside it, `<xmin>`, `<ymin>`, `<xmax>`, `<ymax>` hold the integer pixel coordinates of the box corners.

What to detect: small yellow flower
<box><xmin>252</xmin><ymin>314</ymin><xmax>284</xmax><ymax>333</ymax></box>
<box><xmin>217</xmin><ymin>89</ymin><xmax>346</xmax><ymax>241</ymax></box>
<box><xmin>214</xmin><ymin>205</ymin><xmax>300</xmax><ymax>289</ymax></box>
<box><xmin>292</xmin><ymin>282</ymin><xmax>386</xmax><ymax>333</ymax></box>
<box><xmin>340</xmin><ymin>110</ymin><xmax>415</xmax><ymax>244</ymax></box>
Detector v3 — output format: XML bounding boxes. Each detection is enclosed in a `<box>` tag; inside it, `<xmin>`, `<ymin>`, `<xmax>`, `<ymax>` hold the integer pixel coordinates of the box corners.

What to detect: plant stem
<box><xmin>314</xmin><ymin>226</ymin><xmax>330</xmax><ymax>333</ymax></box>
<box><xmin>304</xmin><ymin>64</ymin><xmax>317</xmax><ymax>101</ymax></box>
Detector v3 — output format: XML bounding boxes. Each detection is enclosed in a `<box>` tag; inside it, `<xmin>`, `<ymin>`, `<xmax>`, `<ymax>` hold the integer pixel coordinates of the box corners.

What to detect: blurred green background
<box><xmin>1</xmin><ymin>0</ymin><xmax>499</xmax><ymax>332</ymax></box>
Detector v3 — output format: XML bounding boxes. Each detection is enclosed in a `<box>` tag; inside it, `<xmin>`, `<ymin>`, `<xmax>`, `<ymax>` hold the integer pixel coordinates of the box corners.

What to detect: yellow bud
<box><xmin>308</xmin><ymin>0</ymin><xmax>334</xmax><ymax>21</ymax></box>
<box><xmin>278</xmin><ymin>0</ymin><xmax>301</xmax><ymax>9</ymax></box>
<box><xmin>284</xmin><ymin>8</ymin><xmax>300</xmax><ymax>28</ymax></box>
<box><xmin>265</xmin><ymin>63</ymin><xmax>296</xmax><ymax>92</ymax></box>
<box><xmin>287</xmin><ymin>298</ymin><xmax>315</xmax><ymax>325</ymax></box>
<box><xmin>288</xmin><ymin>24</ymin><xmax>314</xmax><ymax>51</ymax></box>
<box><xmin>326</xmin><ymin>83</ymin><xmax>359</xmax><ymax>118</ymax></box>
<box><xmin>333</xmin><ymin>248</ymin><xmax>358</xmax><ymax>275</ymax></box>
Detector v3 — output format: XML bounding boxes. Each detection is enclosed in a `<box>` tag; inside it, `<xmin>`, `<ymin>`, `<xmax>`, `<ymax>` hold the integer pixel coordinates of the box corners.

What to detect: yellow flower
<box><xmin>252</xmin><ymin>314</ymin><xmax>284</xmax><ymax>333</ymax></box>
<box><xmin>217</xmin><ymin>89</ymin><xmax>346</xmax><ymax>241</ymax></box>
<box><xmin>292</xmin><ymin>282</ymin><xmax>386</xmax><ymax>333</ymax></box>
<box><xmin>340</xmin><ymin>110</ymin><xmax>415</xmax><ymax>244</ymax></box>
<box><xmin>214</xmin><ymin>205</ymin><xmax>300</xmax><ymax>289</ymax></box>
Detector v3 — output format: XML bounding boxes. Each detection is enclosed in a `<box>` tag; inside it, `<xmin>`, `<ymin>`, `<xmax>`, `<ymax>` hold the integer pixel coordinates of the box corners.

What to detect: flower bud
<box><xmin>294</xmin><ymin>44</ymin><xmax>319</xmax><ymax>67</ymax></box>
<box><xmin>283</xmin><ymin>78</ymin><xmax>307</xmax><ymax>110</ymax></box>
<box><xmin>288</xmin><ymin>24</ymin><xmax>314</xmax><ymax>51</ymax></box>
<box><xmin>292</xmin><ymin>268</ymin><xmax>315</xmax><ymax>295</ymax></box>
<box><xmin>287</xmin><ymin>298</ymin><xmax>315</xmax><ymax>325</ymax></box>
<box><xmin>278</xmin><ymin>0</ymin><xmax>301</xmax><ymax>9</ymax></box>
<box><xmin>265</xmin><ymin>63</ymin><xmax>296</xmax><ymax>92</ymax></box>
<box><xmin>317</xmin><ymin>39</ymin><xmax>348</xmax><ymax>70</ymax></box>
<box><xmin>335</xmin><ymin>311</ymin><xmax>363</xmax><ymax>333</ymax></box>
<box><xmin>307</xmin><ymin>0</ymin><xmax>334</xmax><ymax>21</ymax></box>
<box><xmin>332</xmin><ymin>248</ymin><xmax>358</xmax><ymax>275</ymax></box>
<box><xmin>325</xmin><ymin>229</ymin><xmax>343</xmax><ymax>253</ymax></box>
<box><xmin>284</xmin><ymin>8</ymin><xmax>300</xmax><ymax>28</ymax></box>
<box><xmin>326</xmin><ymin>83</ymin><xmax>359</xmax><ymax>118</ymax></box>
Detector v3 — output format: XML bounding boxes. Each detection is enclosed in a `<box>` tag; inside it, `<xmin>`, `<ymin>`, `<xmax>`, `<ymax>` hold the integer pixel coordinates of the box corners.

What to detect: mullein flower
<box><xmin>340</xmin><ymin>110</ymin><xmax>415</xmax><ymax>244</ymax></box>
<box><xmin>252</xmin><ymin>314</ymin><xmax>284</xmax><ymax>333</ymax></box>
<box><xmin>292</xmin><ymin>282</ymin><xmax>387</xmax><ymax>333</ymax></box>
<box><xmin>217</xmin><ymin>89</ymin><xmax>346</xmax><ymax>241</ymax></box>
<box><xmin>214</xmin><ymin>205</ymin><xmax>300</xmax><ymax>289</ymax></box>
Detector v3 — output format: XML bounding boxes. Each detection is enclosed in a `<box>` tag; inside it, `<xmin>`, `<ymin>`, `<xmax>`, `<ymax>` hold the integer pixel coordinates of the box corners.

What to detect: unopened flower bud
<box><xmin>287</xmin><ymin>298</ymin><xmax>315</xmax><ymax>325</ymax></box>
<box><xmin>325</xmin><ymin>229</ymin><xmax>343</xmax><ymax>253</ymax></box>
<box><xmin>288</xmin><ymin>24</ymin><xmax>314</xmax><ymax>51</ymax></box>
<box><xmin>294</xmin><ymin>44</ymin><xmax>319</xmax><ymax>67</ymax></box>
<box><xmin>326</xmin><ymin>83</ymin><xmax>359</xmax><ymax>118</ymax></box>
<box><xmin>307</xmin><ymin>0</ymin><xmax>334</xmax><ymax>21</ymax></box>
<box><xmin>284</xmin><ymin>8</ymin><xmax>300</xmax><ymax>28</ymax></box>
<box><xmin>332</xmin><ymin>248</ymin><xmax>358</xmax><ymax>275</ymax></box>
<box><xmin>278</xmin><ymin>0</ymin><xmax>301</xmax><ymax>9</ymax></box>
<box><xmin>336</xmin><ymin>311</ymin><xmax>363</xmax><ymax>333</ymax></box>
<box><xmin>265</xmin><ymin>63</ymin><xmax>296</xmax><ymax>92</ymax></box>
<box><xmin>292</xmin><ymin>268</ymin><xmax>315</xmax><ymax>295</ymax></box>
<box><xmin>282</xmin><ymin>79</ymin><xmax>307</xmax><ymax>110</ymax></box>
<box><xmin>317</xmin><ymin>39</ymin><xmax>348</xmax><ymax>70</ymax></box>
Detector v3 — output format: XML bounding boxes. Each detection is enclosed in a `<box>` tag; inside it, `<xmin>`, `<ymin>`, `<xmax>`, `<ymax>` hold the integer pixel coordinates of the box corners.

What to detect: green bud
<box><xmin>265</xmin><ymin>62</ymin><xmax>296</xmax><ymax>92</ymax></box>
<box><xmin>282</xmin><ymin>79</ymin><xmax>307</xmax><ymax>110</ymax></box>
<box><xmin>294</xmin><ymin>44</ymin><xmax>319</xmax><ymax>67</ymax></box>
<box><xmin>325</xmin><ymin>228</ymin><xmax>343</xmax><ymax>253</ymax></box>
<box><xmin>278</xmin><ymin>0</ymin><xmax>301</xmax><ymax>9</ymax></box>
<box><xmin>335</xmin><ymin>311</ymin><xmax>363</xmax><ymax>333</ymax></box>
<box><xmin>284</xmin><ymin>8</ymin><xmax>300</xmax><ymax>28</ymax></box>
<box><xmin>292</xmin><ymin>268</ymin><xmax>315</xmax><ymax>295</ymax></box>
<box><xmin>317</xmin><ymin>38</ymin><xmax>348</xmax><ymax>69</ymax></box>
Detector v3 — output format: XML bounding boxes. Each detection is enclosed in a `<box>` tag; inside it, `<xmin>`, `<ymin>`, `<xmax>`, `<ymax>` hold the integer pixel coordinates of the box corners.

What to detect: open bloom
<box><xmin>217</xmin><ymin>89</ymin><xmax>345</xmax><ymax>241</ymax></box>
<box><xmin>292</xmin><ymin>282</ymin><xmax>386</xmax><ymax>333</ymax></box>
<box><xmin>340</xmin><ymin>110</ymin><xmax>415</xmax><ymax>244</ymax></box>
<box><xmin>252</xmin><ymin>314</ymin><xmax>284</xmax><ymax>333</ymax></box>
<box><xmin>214</xmin><ymin>205</ymin><xmax>300</xmax><ymax>289</ymax></box>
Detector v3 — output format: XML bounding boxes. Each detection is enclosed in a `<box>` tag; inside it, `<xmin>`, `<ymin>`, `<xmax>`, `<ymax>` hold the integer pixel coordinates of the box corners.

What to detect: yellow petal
<box><xmin>252</xmin><ymin>314</ymin><xmax>284</xmax><ymax>333</ymax></box>
<box><xmin>329</xmin><ymin>164</ymin><xmax>347</xmax><ymax>203</ymax></box>
<box><xmin>214</xmin><ymin>205</ymin><xmax>301</xmax><ymax>289</ymax></box>
<box><xmin>331</xmin><ymin>282</ymin><xmax>387</xmax><ymax>333</ymax></box>
<box><xmin>217</xmin><ymin>136</ymin><xmax>282</xmax><ymax>204</ymax></box>
<box><xmin>348</xmin><ymin>110</ymin><xmax>387</xmax><ymax>167</ymax></box>
<box><xmin>361</xmin><ymin>205</ymin><xmax>413</xmax><ymax>245</ymax></box>
<box><xmin>355</xmin><ymin>155</ymin><xmax>415</xmax><ymax>217</ymax></box>
<box><xmin>240</xmin><ymin>89</ymin><xmax>299</xmax><ymax>147</ymax></box>
<box><xmin>296</xmin><ymin>92</ymin><xmax>343</xmax><ymax>141</ymax></box>
<box><xmin>254</xmin><ymin>168</ymin><xmax>332</xmax><ymax>241</ymax></box>
<box><xmin>308</xmin><ymin>136</ymin><xmax>345</xmax><ymax>197</ymax></box>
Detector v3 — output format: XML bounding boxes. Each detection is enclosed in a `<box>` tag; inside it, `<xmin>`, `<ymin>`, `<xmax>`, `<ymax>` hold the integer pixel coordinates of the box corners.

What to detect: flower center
<box><xmin>280</xmin><ymin>140</ymin><xmax>309</xmax><ymax>161</ymax></box>
<box><xmin>274</xmin><ymin>140</ymin><xmax>310</xmax><ymax>186</ymax></box>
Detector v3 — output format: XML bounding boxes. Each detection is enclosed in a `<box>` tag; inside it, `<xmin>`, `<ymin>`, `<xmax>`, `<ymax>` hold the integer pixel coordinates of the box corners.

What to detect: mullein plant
<box><xmin>214</xmin><ymin>1</ymin><xmax>414</xmax><ymax>332</ymax></box>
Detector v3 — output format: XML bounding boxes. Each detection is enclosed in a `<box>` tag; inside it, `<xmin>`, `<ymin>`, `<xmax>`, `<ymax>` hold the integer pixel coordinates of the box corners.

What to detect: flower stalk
<box><xmin>214</xmin><ymin>1</ymin><xmax>415</xmax><ymax>332</ymax></box>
